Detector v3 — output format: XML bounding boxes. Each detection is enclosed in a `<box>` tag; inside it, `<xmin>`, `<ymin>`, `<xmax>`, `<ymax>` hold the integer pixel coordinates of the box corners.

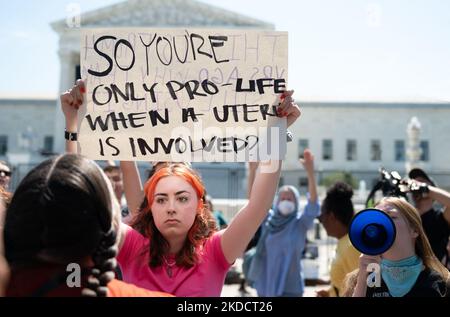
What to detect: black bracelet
<box><xmin>64</xmin><ymin>130</ymin><xmax>78</xmax><ymax>141</ymax></box>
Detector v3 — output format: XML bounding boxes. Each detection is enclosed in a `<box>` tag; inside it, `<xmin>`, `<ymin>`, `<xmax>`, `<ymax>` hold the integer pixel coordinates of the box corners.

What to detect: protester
<box><xmin>246</xmin><ymin>149</ymin><xmax>320</xmax><ymax>297</ymax></box>
<box><xmin>0</xmin><ymin>161</ymin><xmax>12</xmax><ymax>191</ymax></box>
<box><xmin>103</xmin><ymin>164</ymin><xmax>125</xmax><ymax>207</ymax></box>
<box><xmin>0</xmin><ymin>187</ymin><xmax>11</xmax><ymax>211</ymax></box>
<box><xmin>0</xmin><ymin>197</ymin><xmax>9</xmax><ymax>297</ymax></box>
<box><xmin>347</xmin><ymin>197</ymin><xmax>449</xmax><ymax>297</ymax></box>
<box><xmin>61</xmin><ymin>79</ymin><xmax>301</xmax><ymax>296</ymax></box>
<box><xmin>205</xmin><ymin>195</ymin><xmax>228</xmax><ymax>230</ymax></box>
<box><xmin>316</xmin><ymin>181</ymin><xmax>360</xmax><ymax>297</ymax></box>
<box><xmin>408</xmin><ymin>168</ymin><xmax>450</xmax><ymax>263</ymax></box>
<box><xmin>102</xmin><ymin>163</ymin><xmax>133</xmax><ymax>220</ymax></box>
<box><xmin>3</xmin><ymin>154</ymin><xmax>171</xmax><ymax>297</ymax></box>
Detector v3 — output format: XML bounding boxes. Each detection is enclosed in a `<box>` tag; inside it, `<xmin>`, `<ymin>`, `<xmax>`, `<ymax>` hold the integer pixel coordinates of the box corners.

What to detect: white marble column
<box><xmin>405</xmin><ymin>116</ymin><xmax>422</xmax><ymax>172</ymax></box>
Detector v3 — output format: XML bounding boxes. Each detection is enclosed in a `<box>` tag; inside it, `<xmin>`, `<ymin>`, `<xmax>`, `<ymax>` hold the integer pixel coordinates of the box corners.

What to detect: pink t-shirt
<box><xmin>117</xmin><ymin>225</ymin><xmax>231</xmax><ymax>297</ymax></box>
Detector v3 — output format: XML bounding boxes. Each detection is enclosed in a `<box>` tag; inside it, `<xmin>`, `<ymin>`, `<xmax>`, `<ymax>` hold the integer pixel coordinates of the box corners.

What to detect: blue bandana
<box><xmin>380</xmin><ymin>255</ymin><xmax>423</xmax><ymax>297</ymax></box>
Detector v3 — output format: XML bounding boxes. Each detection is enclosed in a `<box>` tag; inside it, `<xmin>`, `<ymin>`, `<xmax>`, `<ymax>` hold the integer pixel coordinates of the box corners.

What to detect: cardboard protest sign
<box><xmin>79</xmin><ymin>28</ymin><xmax>288</xmax><ymax>162</ymax></box>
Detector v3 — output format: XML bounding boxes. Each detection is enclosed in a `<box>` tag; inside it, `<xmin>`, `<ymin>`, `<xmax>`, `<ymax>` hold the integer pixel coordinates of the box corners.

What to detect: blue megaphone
<box><xmin>349</xmin><ymin>208</ymin><xmax>396</xmax><ymax>255</ymax></box>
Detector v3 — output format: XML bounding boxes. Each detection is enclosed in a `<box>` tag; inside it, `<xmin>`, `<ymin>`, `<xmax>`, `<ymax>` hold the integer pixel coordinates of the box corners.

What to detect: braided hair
<box><xmin>82</xmin><ymin>229</ymin><xmax>117</xmax><ymax>297</ymax></box>
<box><xmin>4</xmin><ymin>154</ymin><xmax>121</xmax><ymax>297</ymax></box>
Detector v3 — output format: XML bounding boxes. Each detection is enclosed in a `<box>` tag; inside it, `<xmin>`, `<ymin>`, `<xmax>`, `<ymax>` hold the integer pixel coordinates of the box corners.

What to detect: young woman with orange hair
<box><xmin>61</xmin><ymin>80</ymin><xmax>301</xmax><ymax>296</ymax></box>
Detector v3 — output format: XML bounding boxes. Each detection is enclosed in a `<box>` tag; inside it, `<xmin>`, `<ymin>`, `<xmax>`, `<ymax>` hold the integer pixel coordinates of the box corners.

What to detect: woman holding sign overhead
<box><xmin>61</xmin><ymin>80</ymin><xmax>301</xmax><ymax>296</ymax></box>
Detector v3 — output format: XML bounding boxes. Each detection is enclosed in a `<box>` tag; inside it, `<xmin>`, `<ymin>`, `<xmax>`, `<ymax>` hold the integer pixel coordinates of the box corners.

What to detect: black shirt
<box><xmin>421</xmin><ymin>207</ymin><xmax>450</xmax><ymax>261</ymax></box>
<box><xmin>366</xmin><ymin>269</ymin><xmax>449</xmax><ymax>297</ymax></box>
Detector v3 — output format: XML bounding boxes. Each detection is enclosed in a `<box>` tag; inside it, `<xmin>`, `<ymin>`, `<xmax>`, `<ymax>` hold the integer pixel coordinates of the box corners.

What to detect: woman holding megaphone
<box><xmin>346</xmin><ymin>197</ymin><xmax>449</xmax><ymax>297</ymax></box>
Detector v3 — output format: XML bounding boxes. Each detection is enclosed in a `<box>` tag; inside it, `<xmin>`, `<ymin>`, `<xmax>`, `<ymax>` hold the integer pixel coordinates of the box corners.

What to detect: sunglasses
<box><xmin>0</xmin><ymin>170</ymin><xmax>11</xmax><ymax>177</ymax></box>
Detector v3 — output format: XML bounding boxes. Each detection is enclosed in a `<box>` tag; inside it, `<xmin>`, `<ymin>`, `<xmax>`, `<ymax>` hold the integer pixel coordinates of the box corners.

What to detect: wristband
<box><xmin>65</xmin><ymin>130</ymin><xmax>78</xmax><ymax>141</ymax></box>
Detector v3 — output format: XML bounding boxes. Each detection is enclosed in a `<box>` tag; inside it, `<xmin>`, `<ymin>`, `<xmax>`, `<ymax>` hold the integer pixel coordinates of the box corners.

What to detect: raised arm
<box><xmin>300</xmin><ymin>149</ymin><xmax>317</xmax><ymax>203</ymax></box>
<box><xmin>60</xmin><ymin>80</ymin><xmax>128</xmax><ymax>249</ymax></box>
<box><xmin>428</xmin><ymin>186</ymin><xmax>450</xmax><ymax>225</ymax></box>
<box><xmin>221</xmin><ymin>160</ymin><xmax>282</xmax><ymax>263</ymax></box>
<box><xmin>60</xmin><ymin>79</ymin><xmax>85</xmax><ymax>154</ymax></box>
<box><xmin>410</xmin><ymin>180</ymin><xmax>450</xmax><ymax>226</ymax></box>
<box><xmin>246</xmin><ymin>162</ymin><xmax>259</xmax><ymax>199</ymax></box>
<box><xmin>298</xmin><ymin>149</ymin><xmax>320</xmax><ymax>229</ymax></box>
<box><xmin>120</xmin><ymin>161</ymin><xmax>144</xmax><ymax>216</ymax></box>
<box><xmin>221</xmin><ymin>91</ymin><xmax>301</xmax><ymax>263</ymax></box>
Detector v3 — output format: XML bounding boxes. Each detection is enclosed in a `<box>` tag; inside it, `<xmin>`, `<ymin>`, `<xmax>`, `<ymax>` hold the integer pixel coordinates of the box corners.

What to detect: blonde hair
<box><xmin>379</xmin><ymin>197</ymin><xmax>449</xmax><ymax>281</ymax></box>
<box><xmin>341</xmin><ymin>197</ymin><xmax>450</xmax><ymax>296</ymax></box>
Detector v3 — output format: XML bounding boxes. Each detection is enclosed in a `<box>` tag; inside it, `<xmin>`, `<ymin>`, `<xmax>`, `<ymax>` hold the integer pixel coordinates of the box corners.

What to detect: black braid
<box><xmin>82</xmin><ymin>229</ymin><xmax>117</xmax><ymax>297</ymax></box>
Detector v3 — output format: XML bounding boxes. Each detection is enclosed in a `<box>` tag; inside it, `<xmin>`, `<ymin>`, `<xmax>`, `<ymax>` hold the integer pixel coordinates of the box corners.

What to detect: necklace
<box><xmin>163</xmin><ymin>256</ymin><xmax>176</xmax><ymax>278</ymax></box>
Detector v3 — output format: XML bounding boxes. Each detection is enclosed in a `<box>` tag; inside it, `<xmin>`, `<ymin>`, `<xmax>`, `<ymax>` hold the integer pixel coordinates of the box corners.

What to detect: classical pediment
<box><xmin>52</xmin><ymin>0</ymin><xmax>273</xmax><ymax>33</ymax></box>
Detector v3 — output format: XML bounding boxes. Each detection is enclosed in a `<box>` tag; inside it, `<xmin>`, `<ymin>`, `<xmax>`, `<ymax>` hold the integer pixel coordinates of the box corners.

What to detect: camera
<box><xmin>365</xmin><ymin>167</ymin><xmax>429</xmax><ymax>207</ymax></box>
<box><xmin>378</xmin><ymin>168</ymin><xmax>409</xmax><ymax>198</ymax></box>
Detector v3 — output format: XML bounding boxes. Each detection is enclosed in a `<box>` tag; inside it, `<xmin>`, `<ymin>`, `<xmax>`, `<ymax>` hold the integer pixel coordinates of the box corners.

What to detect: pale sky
<box><xmin>1</xmin><ymin>0</ymin><xmax>450</xmax><ymax>102</ymax></box>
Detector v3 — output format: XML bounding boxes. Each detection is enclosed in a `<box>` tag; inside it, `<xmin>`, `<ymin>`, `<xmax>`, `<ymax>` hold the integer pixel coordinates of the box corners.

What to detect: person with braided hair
<box><xmin>61</xmin><ymin>80</ymin><xmax>301</xmax><ymax>296</ymax></box>
<box><xmin>3</xmin><ymin>154</ymin><xmax>171</xmax><ymax>297</ymax></box>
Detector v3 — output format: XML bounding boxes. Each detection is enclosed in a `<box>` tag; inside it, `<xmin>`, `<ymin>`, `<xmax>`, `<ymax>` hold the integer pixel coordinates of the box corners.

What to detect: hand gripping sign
<box><xmin>78</xmin><ymin>28</ymin><xmax>288</xmax><ymax>162</ymax></box>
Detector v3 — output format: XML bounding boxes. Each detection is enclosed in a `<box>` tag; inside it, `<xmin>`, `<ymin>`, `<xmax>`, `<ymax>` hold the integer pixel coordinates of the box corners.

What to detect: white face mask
<box><xmin>277</xmin><ymin>200</ymin><xmax>296</xmax><ymax>216</ymax></box>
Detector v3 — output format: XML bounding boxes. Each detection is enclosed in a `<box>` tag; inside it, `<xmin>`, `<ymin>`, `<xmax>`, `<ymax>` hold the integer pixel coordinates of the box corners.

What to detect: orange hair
<box><xmin>144</xmin><ymin>164</ymin><xmax>205</xmax><ymax>211</ymax></box>
<box><xmin>132</xmin><ymin>164</ymin><xmax>216</xmax><ymax>268</ymax></box>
